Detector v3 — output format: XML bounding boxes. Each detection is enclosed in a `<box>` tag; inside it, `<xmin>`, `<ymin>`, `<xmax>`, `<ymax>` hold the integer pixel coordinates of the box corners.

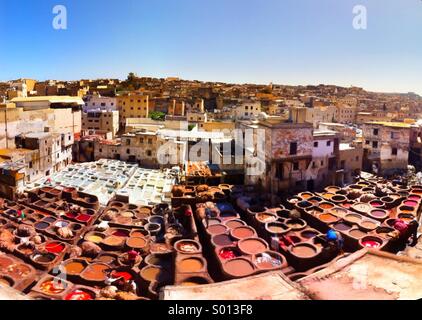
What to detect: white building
<box><xmin>83</xmin><ymin>96</ymin><xmax>117</xmax><ymax>112</ymax></box>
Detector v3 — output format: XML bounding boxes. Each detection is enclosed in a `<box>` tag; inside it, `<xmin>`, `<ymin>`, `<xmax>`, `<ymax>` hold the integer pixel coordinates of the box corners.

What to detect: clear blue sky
<box><xmin>0</xmin><ymin>0</ymin><xmax>421</xmax><ymax>94</ymax></box>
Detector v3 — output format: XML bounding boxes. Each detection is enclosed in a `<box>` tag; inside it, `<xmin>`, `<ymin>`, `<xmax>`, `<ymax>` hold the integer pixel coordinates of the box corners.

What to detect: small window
<box><xmin>373</xmin><ymin>128</ymin><xmax>379</xmax><ymax>135</ymax></box>
<box><xmin>327</xmin><ymin>141</ymin><xmax>331</xmax><ymax>146</ymax></box>
<box><xmin>365</xmin><ymin>140</ymin><xmax>370</xmax><ymax>145</ymax></box>
<box><xmin>373</xmin><ymin>141</ymin><xmax>378</xmax><ymax>148</ymax></box>
<box><xmin>392</xmin><ymin>148</ymin><xmax>398</xmax><ymax>155</ymax></box>
<box><xmin>147</xmin><ymin>150</ymin><xmax>152</xmax><ymax>157</ymax></box>
<box><xmin>126</xmin><ymin>149</ymin><xmax>130</xmax><ymax>154</ymax></box>
<box><xmin>314</xmin><ymin>142</ymin><xmax>318</xmax><ymax>148</ymax></box>
<box><xmin>290</xmin><ymin>142</ymin><xmax>298</xmax><ymax>155</ymax></box>
<box><xmin>293</xmin><ymin>162</ymin><xmax>299</xmax><ymax>171</ymax></box>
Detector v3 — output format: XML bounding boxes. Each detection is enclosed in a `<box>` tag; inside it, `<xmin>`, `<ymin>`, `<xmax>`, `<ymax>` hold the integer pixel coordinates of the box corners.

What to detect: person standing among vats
<box><xmin>388</xmin><ymin>219</ymin><xmax>419</xmax><ymax>250</ymax></box>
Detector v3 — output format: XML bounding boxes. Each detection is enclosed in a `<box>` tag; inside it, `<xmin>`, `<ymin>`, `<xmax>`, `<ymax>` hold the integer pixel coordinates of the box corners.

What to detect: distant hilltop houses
<box><xmin>0</xmin><ymin>74</ymin><xmax>422</xmax><ymax>201</ymax></box>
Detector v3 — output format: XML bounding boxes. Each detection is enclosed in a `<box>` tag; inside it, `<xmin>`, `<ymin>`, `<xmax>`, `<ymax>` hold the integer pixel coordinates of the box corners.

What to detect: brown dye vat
<box><xmin>6</xmin><ymin>263</ymin><xmax>32</xmax><ymax>278</ymax></box>
<box><xmin>360</xmin><ymin>221</ymin><xmax>378</xmax><ymax>230</ymax></box>
<box><xmin>207</xmin><ymin>218</ymin><xmax>222</xmax><ymax>226</ymax></box>
<box><xmin>115</xmin><ymin>216</ymin><xmax>133</xmax><ymax>225</ymax></box>
<box><xmin>120</xmin><ymin>211</ymin><xmax>135</xmax><ymax>218</ymax></box>
<box><xmin>141</xmin><ymin>266</ymin><xmax>165</xmax><ymax>282</ymax></box>
<box><xmin>212</xmin><ymin>234</ymin><xmax>234</xmax><ymax>247</ymax></box>
<box><xmin>238</xmin><ymin>238</ymin><xmax>268</xmax><ymax>255</ymax></box>
<box><xmin>103</xmin><ymin>235</ymin><xmax>125</xmax><ymax>247</ymax></box>
<box><xmin>256</xmin><ymin>212</ymin><xmax>277</xmax><ymax>223</ymax></box>
<box><xmin>97</xmin><ymin>255</ymin><xmax>116</xmax><ymax>265</ymax></box>
<box><xmin>349</xmin><ymin>229</ymin><xmax>366</xmax><ymax>239</ymax></box>
<box><xmin>223</xmin><ymin>258</ymin><xmax>255</xmax><ymax>277</ymax></box>
<box><xmin>286</xmin><ymin>219</ymin><xmax>306</xmax><ymax>230</ymax></box>
<box><xmin>82</xmin><ymin>264</ymin><xmax>109</xmax><ymax>281</ymax></box>
<box><xmin>179</xmin><ymin>257</ymin><xmax>205</xmax><ymax>273</ymax></box>
<box><xmin>206</xmin><ymin>224</ymin><xmax>228</xmax><ymax>235</ymax></box>
<box><xmin>127</xmin><ymin>237</ymin><xmax>148</xmax><ymax>249</ymax></box>
<box><xmin>65</xmin><ymin>261</ymin><xmax>86</xmax><ymax>275</ymax></box>
<box><xmin>301</xmin><ymin>230</ymin><xmax>319</xmax><ymax>239</ymax></box>
<box><xmin>231</xmin><ymin>226</ymin><xmax>256</xmax><ymax>240</ymax></box>
<box><xmin>32</xmin><ymin>253</ymin><xmax>56</xmax><ymax>264</ymax></box>
<box><xmin>130</xmin><ymin>230</ymin><xmax>147</xmax><ymax>237</ymax></box>
<box><xmin>333</xmin><ymin>222</ymin><xmax>352</xmax><ymax>231</ymax></box>
<box><xmin>319</xmin><ymin>213</ymin><xmax>338</xmax><ymax>223</ymax></box>
<box><xmin>225</xmin><ymin>219</ymin><xmax>246</xmax><ymax>229</ymax></box>
<box><xmin>180</xmin><ymin>277</ymin><xmax>210</xmax><ymax>286</ymax></box>
<box><xmin>344</xmin><ymin>213</ymin><xmax>362</xmax><ymax>223</ymax></box>
<box><xmin>352</xmin><ymin>203</ymin><xmax>371</xmax><ymax>214</ymax></box>
<box><xmin>175</xmin><ymin>240</ymin><xmax>202</xmax><ymax>254</ymax></box>
<box><xmin>398</xmin><ymin>214</ymin><xmax>415</xmax><ymax>223</ymax></box>
<box><xmin>291</xmin><ymin>244</ymin><xmax>318</xmax><ymax>258</ymax></box>
<box><xmin>266</xmin><ymin>222</ymin><xmax>288</xmax><ymax>234</ymax></box>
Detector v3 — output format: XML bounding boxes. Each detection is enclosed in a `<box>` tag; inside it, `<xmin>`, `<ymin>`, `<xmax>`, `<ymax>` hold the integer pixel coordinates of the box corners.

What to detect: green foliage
<box><xmin>150</xmin><ymin>111</ymin><xmax>166</xmax><ymax>121</ymax></box>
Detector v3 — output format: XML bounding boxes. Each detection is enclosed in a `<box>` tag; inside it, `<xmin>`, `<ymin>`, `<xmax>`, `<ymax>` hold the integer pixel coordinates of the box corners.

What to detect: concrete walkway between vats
<box><xmin>0</xmin><ymin>285</ymin><xmax>31</xmax><ymax>300</ymax></box>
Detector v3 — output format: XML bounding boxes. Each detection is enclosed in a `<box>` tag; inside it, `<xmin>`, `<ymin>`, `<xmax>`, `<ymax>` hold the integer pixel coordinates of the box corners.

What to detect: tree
<box><xmin>150</xmin><ymin>111</ymin><xmax>166</xmax><ymax>121</ymax></box>
<box><xmin>127</xmin><ymin>72</ymin><xmax>137</xmax><ymax>82</ymax></box>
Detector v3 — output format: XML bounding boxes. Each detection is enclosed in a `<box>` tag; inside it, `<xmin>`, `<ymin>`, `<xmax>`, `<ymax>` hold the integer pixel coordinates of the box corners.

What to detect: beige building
<box><xmin>82</xmin><ymin>110</ymin><xmax>119</xmax><ymax>137</ymax></box>
<box><xmin>117</xmin><ymin>94</ymin><xmax>150</xmax><ymax>127</ymax></box>
<box><xmin>338</xmin><ymin>142</ymin><xmax>363</xmax><ymax>185</ymax></box>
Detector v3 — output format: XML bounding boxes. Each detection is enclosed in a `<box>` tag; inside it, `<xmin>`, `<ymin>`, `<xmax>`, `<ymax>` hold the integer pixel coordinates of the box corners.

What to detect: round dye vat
<box><xmin>103</xmin><ymin>235</ymin><xmax>125</xmax><ymax>247</ymax></box>
<box><xmin>349</xmin><ymin>229</ymin><xmax>366</xmax><ymax>239</ymax></box>
<box><xmin>43</xmin><ymin>217</ymin><xmax>56</xmax><ymax>223</ymax></box>
<box><xmin>131</xmin><ymin>230</ymin><xmax>146</xmax><ymax>237</ymax></box>
<box><xmin>223</xmin><ymin>258</ymin><xmax>255</xmax><ymax>277</ymax></box>
<box><xmin>370</xmin><ymin>210</ymin><xmax>388</xmax><ymax>219</ymax></box>
<box><xmin>206</xmin><ymin>224</ymin><xmax>228</xmax><ymax>235</ymax></box>
<box><xmin>179</xmin><ymin>258</ymin><xmax>204</xmax><ymax>273</ymax></box>
<box><xmin>370</xmin><ymin>200</ymin><xmax>383</xmax><ymax>208</ymax></box>
<box><xmin>238</xmin><ymin>238</ymin><xmax>268</xmax><ymax>255</ymax></box>
<box><xmin>35</xmin><ymin>222</ymin><xmax>49</xmax><ymax>230</ymax></box>
<box><xmin>231</xmin><ymin>226</ymin><xmax>256</xmax><ymax>240</ymax></box>
<box><xmin>206</xmin><ymin>218</ymin><xmax>222</xmax><ymax>226</ymax></box>
<box><xmin>65</xmin><ymin>261</ymin><xmax>85</xmax><ymax>275</ymax></box>
<box><xmin>76</xmin><ymin>214</ymin><xmax>91</xmax><ymax>223</ymax></box>
<box><xmin>82</xmin><ymin>264</ymin><xmax>109</xmax><ymax>281</ymax></box>
<box><xmin>65</xmin><ymin>290</ymin><xmax>93</xmax><ymax>301</ymax></box>
<box><xmin>360</xmin><ymin>221</ymin><xmax>378</xmax><ymax>230</ymax></box>
<box><xmin>301</xmin><ymin>230</ymin><xmax>318</xmax><ymax>239</ymax></box>
<box><xmin>333</xmin><ymin>222</ymin><xmax>352</xmax><ymax>231</ymax></box>
<box><xmin>266</xmin><ymin>222</ymin><xmax>288</xmax><ymax>235</ymax></box>
<box><xmin>286</xmin><ymin>219</ymin><xmax>306</xmax><ymax>230</ymax></box>
<box><xmin>121</xmin><ymin>211</ymin><xmax>134</xmax><ymax>218</ymax></box>
<box><xmin>45</xmin><ymin>242</ymin><xmax>65</xmax><ymax>254</ymax></box>
<box><xmin>300</xmin><ymin>193</ymin><xmax>313</xmax><ymax>200</ymax></box>
<box><xmin>404</xmin><ymin>200</ymin><xmax>418</xmax><ymax>207</ymax></box>
<box><xmin>66</xmin><ymin>212</ymin><xmax>78</xmax><ymax>219</ymax></box>
<box><xmin>225</xmin><ymin>219</ymin><xmax>246</xmax><ymax>229</ymax></box>
<box><xmin>86</xmin><ymin>234</ymin><xmax>104</xmax><ymax>244</ymax></box>
<box><xmin>141</xmin><ymin>266</ymin><xmax>164</xmax><ymax>282</ymax></box>
<box><xmin>97</xmin><ymin>255</ymin><xmax>116</xmax><ymax>265</ymax></box>
<box><xmin>113</xmin><ymin>229</ymin><xmax>130</xmax><ymax>237</ymax></box>
<box><xmin>212</xmin><ymin>234</ymin><xmax>234</xmax><ymax>247</ymax></box>
<box><xmin>175</xmin><ymin>240</ymin><xmax>201</xmax><ymax>254</ymax></box>
<box><xmin>344</xmin><ymin>214</ymin><xmax>362</xmax><ymax>223</ymax></box>
<box><xmin>408</xmin><ymin>195</ymin><xmax>421</xmax><ymax>201</ymax></box>
<box><xmin>6</xmin><ymin>264</ymin><xmax>31</xmax><ymax>278</ymax></box>
<box><xmin>32</xmin><ymin>253</ymin><xmax>56</xmax><ymax>264</ymax></box>
<box><xmin>112</xmin><ymin>271</ymin><xmax>133</xmax><ymax>281</ymax></box>
<box><xmin>291</xmin><ymin>244</ymin><xmax>318</xmax><ymax>258</ymax></box>
<box><xmin>127</xmin><ymin>237</ymin><xmax>147</xmax><ymax>249</ymax></box>
<box><xmin>319</xmin><ymin>214</ymin><xmax>338</xmax><ymax>223</ymax></box>
<box><xmin>398</xmin><ymin>214</ymin><xmax>414</xmax><ymax>223</ymax></box>
<box><xmin>55</xmin><ymin>221</ymin><xmax>69</xmax><ymax>228</ymax></box>
<box><xmin>361</xmin><ymin>237</ymin><xmax>382</xmax><ymax>249</ymax></box>
<box><xmin>256</xmin><ymin>213</ymin><xmax>277</xmax><ymax>223</ymax></box>
<box><xmin>115</xmin><ymin>216</ymin><xmax>132</xmax><ymax>225</ymax></box>
<box><xmin>40</xmin><ymin>280</ymin><xmax>66</xmax><ymax>295</ymax></box>
<box><xmin>219</xmin><ymin>248</ymin><xmax>239</xmax><ymax>260</ymax></box>
<box><xmin>320</xmin><ymin>203</ymin><xmax>334</xmax><ymax>210</ymax></box>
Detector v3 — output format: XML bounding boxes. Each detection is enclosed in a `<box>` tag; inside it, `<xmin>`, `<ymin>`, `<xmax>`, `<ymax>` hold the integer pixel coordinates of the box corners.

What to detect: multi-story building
<box><xmin>82</xmin><ymin>110</ymin><xmax>119</xmax><ymax>137</ymax></box>
<box><xmin>117</xmin><ymin>94</ymin><xmax>150</xmax><ymax>128</ymax></box>
<box><xmin>362</xmin><ymin>121</ymin><xmax>411</xmax><ymax>175</ymax></box>
<box><xmin>83</xmin><ymin>96</ymin><xmax>117</xmax><ymax>112</ymax></box>
<box><xmin>234</xmin><ymin>100</ymin><xmax>261</xmax><ymax>120</ymax></box>
<box><xmin>338</xmin><ymin>141</ymin><xmax>363</xmax><ymax>185</ymax></box>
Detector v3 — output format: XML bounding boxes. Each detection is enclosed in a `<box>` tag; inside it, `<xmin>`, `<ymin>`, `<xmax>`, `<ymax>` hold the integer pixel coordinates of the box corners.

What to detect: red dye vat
<box><xmin>65</xmin><ymin>290</ymin><xmax>93</xmax><ymax>300</ymax></box>
<box><xmin>76</xmin><ymin>214</ymin><xmax>91</xmax><ymax>222</ymax></box>
<box><xmin>408</xmin><ymin>195</ymin><xmax>420</xmax><ymax>201</ymax></box>
<box><xmin>113</xmin><ymin>230</ymin><xmax>129</xmax><ymax>237</ymax></box>
<box><xmin>404</xmin><ymin>200</ymin><xmax>418</xmax><ymax>207</ymax></box>
<box><xmin>66</xmin><ymin>212</ymin><xmax>78</xmax><ymax>219</ymax></box>
<box><xmin>219</xmin><ymin>249</ymin><xmax>237</xmax><ymax>260</ymax></box>
<box><xmin>45</xmin><ymin>242</ymin><xmax>65</xmax><ymax>254</ymax></box>
<box><xmin>362</xmin><ymin>240</ymin><xmax>381</xmax><ymax>248</ymax></box>
<box><xmin>112</xmin><ymin>271</ymin><xmax>133</xmax><ymax>281</ymax></box>
<box><xmin>342</xmin><ymin>203</ymin><xmax>351</xmax><ymax>209</ymax></box>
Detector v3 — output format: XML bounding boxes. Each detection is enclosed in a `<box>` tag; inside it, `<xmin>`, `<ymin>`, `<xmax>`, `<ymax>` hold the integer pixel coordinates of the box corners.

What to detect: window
<box><xmin>392</xmin><ymin>148</ymin><xmax>398</xmax><ymax>155</ymax></box>
<box><xmin>99</xmin><ymin>148</ymin><xmax>102</xmax><ymax>153</ymax></box>
<box><xmin>314</xmin><ymin>142</ymin><xmax>318</xmax><ymax>148</ymax></box>
<box><xmin>391</xmin><ymin>132</ymin><xmax>399</xmax><ymax>139</ymax></box>
<box><xmin>321</xmin><ymin>160</ymin><xmax>324</xmax><ymax>166</ymax></box>
<box><xmin>356</xmin><ymin>156</ymin><xmax>359</xmax><ymax>161</ymax></box>
<box><xmin>373</xmin><ymin>128</ymin><xmax>379</xmax><ymax>135</ymax></box>
<box><xmin>365</xmin><ymin>140</ymin><xmax>370</xmax><ymax>145</ymax></box>
<box><xmin>126</xmin><ymin>139</ymin><xmax>131</xmax><ymax>146</ymax></box>
<box><xmin>327</xmin><ymin>141</ymin><xmax>331</xmax><ymax>146</ymax></box>
<box><xmin>146</xmin><ymin>150</ymin><xmax>152</xmax><ymax>157</ymax></box>
<box><xmin>290</xmin><ymin>142</ymin><xmax>297</xmax><ymax>155</ymax></box>
<box><xmin>293</xmin><ymin>162</ymin><xmax>299</xmax><ymax>171</ymax></box>
<box><xmin>373</xmin><ymin>141</ymin><xmax>378</xmax><ymax>148</ymax></box>
<box><xmin>126</xmin><ymin>149</ymin><xmax>130</xmax><ymax>154</ymax></box>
